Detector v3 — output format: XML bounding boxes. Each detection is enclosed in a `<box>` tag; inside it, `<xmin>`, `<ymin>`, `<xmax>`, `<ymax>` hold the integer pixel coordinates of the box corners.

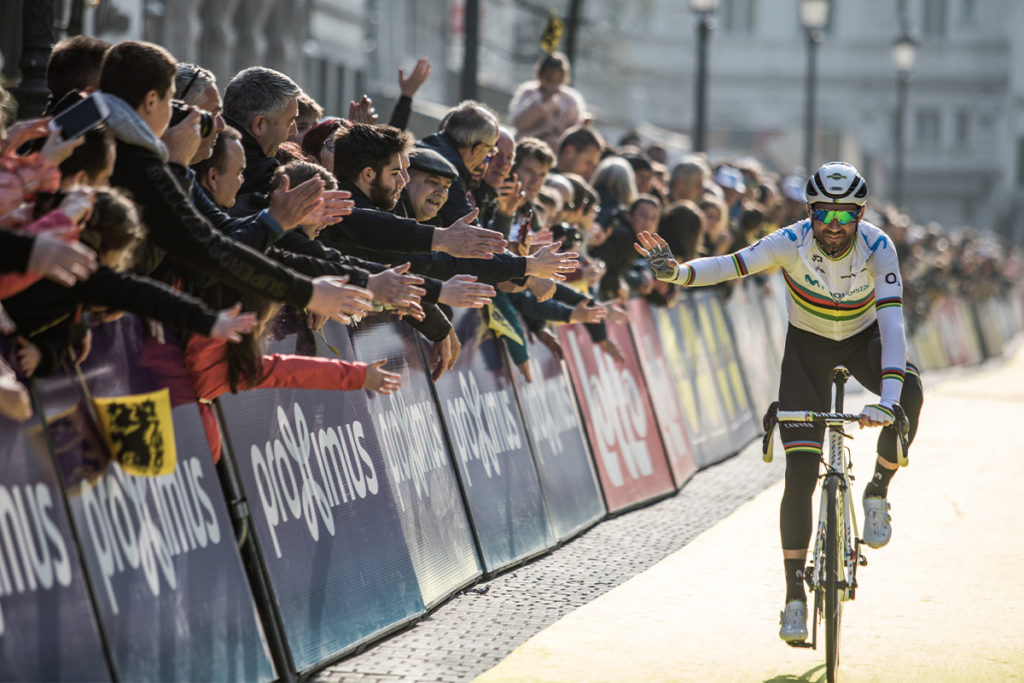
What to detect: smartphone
<box><xmin>48</xmin><ymin>92</ymin><xmax>110</xmax><ymax>141</ymax></box>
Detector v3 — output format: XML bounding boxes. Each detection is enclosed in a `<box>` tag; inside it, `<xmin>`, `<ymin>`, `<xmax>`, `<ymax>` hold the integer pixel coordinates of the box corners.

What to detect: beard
<box><xmin>369</xmin><ymin>176</ymin><xmax>400</xmax><ymax>211</ymax></box>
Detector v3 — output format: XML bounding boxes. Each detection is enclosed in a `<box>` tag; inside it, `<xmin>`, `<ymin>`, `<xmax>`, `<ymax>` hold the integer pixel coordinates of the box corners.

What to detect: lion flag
<box><xmin>91</xmin><ymin>387</ymin><xmax>177</xmax><ymax>477</ymax></box>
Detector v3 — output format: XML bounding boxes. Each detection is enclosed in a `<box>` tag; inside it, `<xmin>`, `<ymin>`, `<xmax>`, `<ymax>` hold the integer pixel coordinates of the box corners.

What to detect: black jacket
<box><xmin>318</xmin><ymin>179</ymin><xmax>457</xmax><ymax>341</ymax></box>
<box><xmin>319</xmin><ymin>179</ymin><xmax>436</xmax><ymax>255</ymax></box>
<box><xmin>189</xmin><ymin>180</ymin><xmax>373</xmax><ymax>287</ymax></box>
<box><xmin>416</xmin><ymin>132</ymin><xmax>476</xmax><ymax>227</ymax></box>
<box><xmin>328</xmin><ymin>181</ymin><xmax>527</xmax><ymax>287</ymax></box>
<box><xmin>110</xmin><ymin>140</ymin><xmax>313</xmax><ymax>308</ymax></box>
<box><xmin>226</xmin><ymin>116</ymin><xmax>278</xmax><ymax>215</ymax></box>
<box><xmin>0</xmin><ymin>232</ymin><xmax>34</xmax><ymax>273</ymax></box>
<box><xmin>4</xmin><ymin>266</ymin><xmax>219</xmax><ymax>340</ymax></box>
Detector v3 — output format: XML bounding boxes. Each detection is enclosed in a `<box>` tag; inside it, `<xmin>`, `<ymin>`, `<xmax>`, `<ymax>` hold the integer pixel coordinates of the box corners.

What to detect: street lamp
<box><xmin>891</xmin><ymin>30</ymin><xmax>918</xmax><ymax>208</ymax></box>
<box><xmin>800</xmin><ymin>0</ymin><xmax>830</xmax><ymax>175</ymax></box>
<box><xmin>689</xmin><ymin>0</ymin><xmax>719</xmax><ymax>152</ymax></box>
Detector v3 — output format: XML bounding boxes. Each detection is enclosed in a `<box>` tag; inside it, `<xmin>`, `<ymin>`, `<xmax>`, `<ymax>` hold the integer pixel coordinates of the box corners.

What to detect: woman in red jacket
<box><xmin>185</xmin><ymin>295</ymin><xmax>400</xmax><ymax>461</ymax></box>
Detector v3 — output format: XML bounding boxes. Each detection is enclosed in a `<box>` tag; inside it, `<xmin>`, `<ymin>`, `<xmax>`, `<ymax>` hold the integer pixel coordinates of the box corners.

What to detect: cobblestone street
<box><xmin>316</xmin><ymin>435</ymin><xmax>784</xmax><ymax>683</ymax></box>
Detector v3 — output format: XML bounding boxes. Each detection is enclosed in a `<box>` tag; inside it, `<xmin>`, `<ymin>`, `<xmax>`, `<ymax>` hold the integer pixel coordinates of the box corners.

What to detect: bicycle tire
<box><xmin>824</xmin><ymin>477</ymin><xmax>843</xmax><ymax>682</ymax></box>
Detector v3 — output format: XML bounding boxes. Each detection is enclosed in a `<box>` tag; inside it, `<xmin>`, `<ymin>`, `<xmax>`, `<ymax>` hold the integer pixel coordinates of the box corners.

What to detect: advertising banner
<box><xmin>723</xmin><ymin>280</ymin><xmax>779</xmax><ymax>413</ymax></box>
<box><xmin>34</xmin><ymin>318</ymin><xmax>275</xmax><ymax>682</ymax></box>
<box><xmin>692</xmin><ymin>291</ymin><xmax>760</xmax><ymax>448</ymax></box>
<box><xmin>346</xmin><ymin>314</ymin><xmax>481</xmax><ymax>607</ymax></box>
<box><xmin>760</xmin><ymin>274</ymin><xmax>789</xmax><ymax>364</ymax></box>
<box><xmin>625</xmin><ymin>300</ymin><xmax>697</xmax><ymax>488</ymax></box>
<box><xmin>507</xmin><ymin>331</ymin><xmax>605</xmax><ymax>542</ymax></box>
<box><xmin>559</xmin><ymin>322</ymin><xmax>675</xmax><ymax>513</ymax></box>
<box><xmin>0</xmin><ymin>338</ymin><xmax>112</xmax><ymax>682</ymax></box>
<box><xmin>670</xmin><ymin>293</ymin><xmax>734</xmax><ymax>465</ymax></box>
<box><xmin>216</xmin><ymin>313</ymin><xmax>423</xmax><ymax>671</ymax></box>
<box><xmin>651</xmin><ymin>306</ymin><xmax>711</xmax><ymax>464</ymax></box>
<box><xmin>428</xmin><ymin>308</ymin><xmax>553</xmax><ymax>572</ymax></box>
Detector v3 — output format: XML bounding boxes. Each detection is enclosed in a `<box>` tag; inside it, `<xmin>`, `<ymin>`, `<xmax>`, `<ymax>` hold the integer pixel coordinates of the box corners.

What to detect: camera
<box><xmin>169</xmin><ymin>99</ymin><xmax>215</xmax><ymax>138</ymax></box>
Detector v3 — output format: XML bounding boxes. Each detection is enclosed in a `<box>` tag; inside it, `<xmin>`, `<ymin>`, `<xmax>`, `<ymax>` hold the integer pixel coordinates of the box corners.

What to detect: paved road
<box><xmin>476</xmin><ymin>343</ymin><xmax>1024</xmax><ymax>682</ymax></box>
<box><xmin>317</xmin><ymin>342</ymin><xmax>1024</xmax><ymax>683</ymax></box>
<box><xmin>316</xmin><ymin>408</ymin><xmax>788</xmax><ymax>682</ymax></box>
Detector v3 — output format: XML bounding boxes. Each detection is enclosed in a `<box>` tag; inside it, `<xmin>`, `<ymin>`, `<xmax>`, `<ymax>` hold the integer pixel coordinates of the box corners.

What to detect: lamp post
<box><xmin>891</xmin><ymin>31</ymin><xmax>917</xmax><ymax>208</ymax></box>
<box><xmin>689</xmin><ymin>0</ymin><xmax>719</xmax><ymax>152</ymax></box>
<box><xmin>800</xmin><ymin>0</ymin><xmax>829</xmax><ymax>175</ymax></box>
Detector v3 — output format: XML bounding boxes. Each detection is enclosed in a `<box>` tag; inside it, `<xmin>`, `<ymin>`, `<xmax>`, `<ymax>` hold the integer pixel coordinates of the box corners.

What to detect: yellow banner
<box><xmin>91</xmin><ymin>387</ymin><xmax>177</xmax><ymax>477</ymax></box>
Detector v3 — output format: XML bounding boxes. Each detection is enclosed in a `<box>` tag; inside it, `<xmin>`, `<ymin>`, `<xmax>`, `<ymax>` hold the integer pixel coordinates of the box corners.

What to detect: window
<box><xmin>954</xmin><ymin>109</ymin><xmax>969</xmax><ymax>148</ymax></box>
<box><xmin>720</xmin><ymin>0</ymin><xmax>755</xmax><ymax>34</ymax></box>
<box><xmin>922</xmin><ymin>0</ymin><xmax>947</xmax><ymax>37</ymax></box>
<box><xmin>915</xmin><ymin>109</ymin><xmax>941</xmax><ymax>147</ymax></box>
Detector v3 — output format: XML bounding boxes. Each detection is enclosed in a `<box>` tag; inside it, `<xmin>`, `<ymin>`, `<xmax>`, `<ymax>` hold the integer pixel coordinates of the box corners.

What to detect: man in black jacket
<box><xmin>99</xmin><ymin>40</ymin><xmax>371</xmax><ymax>324</ymax></box>
<box><xmin>417</xmin><ymin>100</ymin><xmax>500</xmax><ymax>227</ymax></box>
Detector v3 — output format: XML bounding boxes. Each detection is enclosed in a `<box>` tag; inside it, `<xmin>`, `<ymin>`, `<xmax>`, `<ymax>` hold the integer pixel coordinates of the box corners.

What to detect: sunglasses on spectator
<box><xmin>176</xmin><ymin>65</ymin><xmax>214</xmax><ymax>100</ymax></box>
<box><xmin>811</xmin><ymin>208</ymin><xmax>860</xmax><ymax>225</ymax></box>
<box><xmin>323</xmin><ymin>137</ymin><xmax>336</xmax><ymax>153</ymax></box>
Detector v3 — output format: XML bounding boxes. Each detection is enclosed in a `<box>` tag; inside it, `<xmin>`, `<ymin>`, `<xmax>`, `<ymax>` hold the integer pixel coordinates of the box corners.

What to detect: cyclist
<box><xmin>634</xmin><ymin>161</ymin><xmax>923</xmax><ymax>643</ymax></box>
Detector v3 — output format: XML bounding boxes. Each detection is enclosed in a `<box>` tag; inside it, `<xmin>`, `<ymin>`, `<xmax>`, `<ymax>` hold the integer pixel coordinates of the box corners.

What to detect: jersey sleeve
<box><xmin>672</xmin><ymin>228</ymin><xmax>791</xmax><ymax>286</ymax></box>
<box><xmin>869</xmin><ymin>239</ymin><xmax>907</xmax><ymax>406</ymax></box>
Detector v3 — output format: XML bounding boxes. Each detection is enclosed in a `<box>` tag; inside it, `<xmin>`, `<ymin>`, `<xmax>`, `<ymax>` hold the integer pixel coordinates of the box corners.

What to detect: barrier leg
<box><xmin>30</xmin><ymin>381</ymin><xmax>121</xmax><ymax>682</ymax></box>
<box><xmin>214</xmin><ymin>400</ymin><xmax>298</xmax><ymax>683</ymax></box>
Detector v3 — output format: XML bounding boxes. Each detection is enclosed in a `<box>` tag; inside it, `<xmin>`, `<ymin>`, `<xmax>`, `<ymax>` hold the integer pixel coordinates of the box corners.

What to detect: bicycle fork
<box><xmin>807</xmin><ymin>368</ymin><xmax>862</xmax><ymax>648</ymax></box>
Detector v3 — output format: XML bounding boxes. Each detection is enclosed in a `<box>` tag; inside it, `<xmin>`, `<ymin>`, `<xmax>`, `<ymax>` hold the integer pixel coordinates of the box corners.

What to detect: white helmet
<box><xmin>805</xmin><ymin>161</ymin><xmax>868</xmax><ymax>206</ymax></box>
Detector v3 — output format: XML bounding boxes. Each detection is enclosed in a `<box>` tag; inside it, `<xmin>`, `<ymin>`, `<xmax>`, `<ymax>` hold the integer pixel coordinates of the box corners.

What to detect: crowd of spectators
<box><xmin>0</xmin><ymin>38</ymin><xmax>1019</xmax><ymax>439</ymax></box>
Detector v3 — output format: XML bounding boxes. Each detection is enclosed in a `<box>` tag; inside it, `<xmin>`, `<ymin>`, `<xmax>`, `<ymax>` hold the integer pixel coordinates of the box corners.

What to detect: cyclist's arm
<box><xmin>670</xmin><ymin>230</ymin><xmax>790</xmax><ymax>286</ymax></box>
<box><xmin>870</xmin><ymin>238</ymin><xmax>907</xmax><ymax>407</ymax></box>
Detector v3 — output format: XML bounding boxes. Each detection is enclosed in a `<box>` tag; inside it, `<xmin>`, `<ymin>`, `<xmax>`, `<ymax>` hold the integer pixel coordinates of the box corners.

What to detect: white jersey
<box><xmin>670</xmin><ymin>219</ymin><xmax>907</xmax><ymax>405</ymax></box>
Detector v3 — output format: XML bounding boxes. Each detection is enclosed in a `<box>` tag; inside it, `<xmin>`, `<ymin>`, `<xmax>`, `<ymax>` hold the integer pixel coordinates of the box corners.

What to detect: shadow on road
<box><xmin>764</xmin><ymin>662</ymin><xmax>826</xmax><ymax>682</ymax></box>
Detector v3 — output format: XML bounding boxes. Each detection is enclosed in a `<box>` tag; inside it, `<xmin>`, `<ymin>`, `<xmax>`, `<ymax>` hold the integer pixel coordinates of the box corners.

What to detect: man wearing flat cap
<box><xmin>399</xmin><ymin>147</ymin><xmax>459</xmax><ymax>224</ymax></box>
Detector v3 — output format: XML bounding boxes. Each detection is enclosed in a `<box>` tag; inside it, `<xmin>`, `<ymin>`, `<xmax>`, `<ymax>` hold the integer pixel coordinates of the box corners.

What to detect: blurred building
<box><xmin>2</xmin><ymin>0</ymin><xmax>1022</xmax><ymax>240</ymax></box>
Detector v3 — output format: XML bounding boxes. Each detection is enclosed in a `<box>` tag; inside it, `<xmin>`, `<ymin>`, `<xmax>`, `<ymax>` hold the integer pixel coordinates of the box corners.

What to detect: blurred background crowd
<box><xmin>0</xmin><ymin>0</ymin><xmax>1021</xmax><ymax>428</ymax></box>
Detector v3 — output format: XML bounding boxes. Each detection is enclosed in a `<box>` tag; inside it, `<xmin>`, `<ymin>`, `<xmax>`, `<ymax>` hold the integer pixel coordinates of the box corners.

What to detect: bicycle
<box><xmin>761</xmin><ymin>367</ymin><xmax>909</xmax><ymax>683</ymax></box>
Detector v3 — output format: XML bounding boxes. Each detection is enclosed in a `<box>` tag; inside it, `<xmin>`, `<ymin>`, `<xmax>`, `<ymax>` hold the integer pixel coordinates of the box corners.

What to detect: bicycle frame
<box><xmin>761</xmin><ymin>369</ymin><xmax>909</xmax><ymax>681</ymax></box>
<box><xmin>811</xmin><ymin>368</ymin><xmax>860</xmax><ymax>598</ymax></box>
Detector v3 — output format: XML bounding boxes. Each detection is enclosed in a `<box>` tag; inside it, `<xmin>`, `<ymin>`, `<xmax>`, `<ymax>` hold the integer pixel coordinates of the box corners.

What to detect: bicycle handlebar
<box><xmin>761</xmin><ymin>401</ymin><xmax>910</xmax><ymax>465</ymax></box>
<box><xmin>775</xmin><ymin>410</ymin><xmax>862</xmax><ymax>426</ymax></box>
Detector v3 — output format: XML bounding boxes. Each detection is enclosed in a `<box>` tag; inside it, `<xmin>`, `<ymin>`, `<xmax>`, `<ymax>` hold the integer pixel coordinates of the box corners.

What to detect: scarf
<box><xmin>101</xmin><ymin>93</ymin><xmax>169</xmax><ymax>162</ymax></box>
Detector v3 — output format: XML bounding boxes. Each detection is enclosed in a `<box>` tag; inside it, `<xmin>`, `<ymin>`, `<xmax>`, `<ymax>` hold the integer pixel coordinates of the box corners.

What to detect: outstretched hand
<box><xmin>211</xmin><ymin>302</ymin><xmax>258</xmax><ymax>343</ymax></box>
<box><xmin>398</xmin><ymin>58</ymin><xmax>432</xmax><ymax>98</ymax></box>
<box><xmin>633</xmin><ymin>231</ymin><xmax>679</xmax><ymax>282</ymax></box>
<box><xmin>364</xmin><ymin>359</ymin><xmax>402</xmax><ymax>395</ymax></box>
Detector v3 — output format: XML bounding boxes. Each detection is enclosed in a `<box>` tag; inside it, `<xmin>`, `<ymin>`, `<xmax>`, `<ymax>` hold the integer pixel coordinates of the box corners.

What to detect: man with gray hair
<box><xmin>174</xmin><ymin>63</ymin><xmax>226</xmax><ymax>165</ymax></box>
<box><xmin>416</xmin><ymin>100</ymin><xmax>500</xmax><ymax>226</ymax></box>
<box><xmin>223</xmin><ymin>66</ymin><xmax>301</xmax><ymax>204</ymax></box>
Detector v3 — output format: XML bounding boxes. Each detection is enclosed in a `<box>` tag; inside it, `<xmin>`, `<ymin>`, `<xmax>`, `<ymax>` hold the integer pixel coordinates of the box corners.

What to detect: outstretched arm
<box><xmin>634</xmin><ymin>230</ymin><xmax>786</xmax><ymax>286</ymax></box>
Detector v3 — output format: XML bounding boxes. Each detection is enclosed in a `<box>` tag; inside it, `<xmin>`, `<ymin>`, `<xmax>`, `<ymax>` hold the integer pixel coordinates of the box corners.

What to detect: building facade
<box><xmin>2</xmin><ymin>0</ymin><xmax>1021</xmax><ymax>238</ymax></box>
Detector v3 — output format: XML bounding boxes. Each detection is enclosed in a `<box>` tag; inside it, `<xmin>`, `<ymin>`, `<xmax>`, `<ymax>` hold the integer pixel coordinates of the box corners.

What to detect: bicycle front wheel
<box><xmin>824</xmin><ymin>477</ymin><xmax>843</xmax><ymax>681</ymax></box>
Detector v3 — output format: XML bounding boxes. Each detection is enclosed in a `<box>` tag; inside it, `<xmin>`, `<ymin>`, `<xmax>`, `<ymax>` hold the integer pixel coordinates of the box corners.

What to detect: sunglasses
<box><xmin>176</xmin><ymin>65</ymin><xmax>213</xmax><ymax>100</ymax></box>
<box><xmin>811</xmin><ymin>208</ymin><xmax>860</xmax><ymax>225</ymax></box>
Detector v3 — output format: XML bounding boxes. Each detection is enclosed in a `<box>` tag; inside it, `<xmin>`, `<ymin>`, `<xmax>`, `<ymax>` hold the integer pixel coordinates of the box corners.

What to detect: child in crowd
<box><xmin>185</xmin><ymin>292</ymin><xmax>401</xmax><ymax>461</ymax></box>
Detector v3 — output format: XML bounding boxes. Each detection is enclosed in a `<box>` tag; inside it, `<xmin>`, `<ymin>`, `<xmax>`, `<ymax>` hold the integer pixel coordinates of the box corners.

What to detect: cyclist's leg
<box><xmin>845</xmin><ymin>324</ymin><xmax>925</xmax><ymax>464</ymax></box>
<box><xmin>778</xmin><ymin>326</ymin><xmax>839</xmax><ymax>605</ymax></box>
<box><xmin>845</xmin><ymin>325</ymin><xmax>924</xmax><ymax>547</ymax></box>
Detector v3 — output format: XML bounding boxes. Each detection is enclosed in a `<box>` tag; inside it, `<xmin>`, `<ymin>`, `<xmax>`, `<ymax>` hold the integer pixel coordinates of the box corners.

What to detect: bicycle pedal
<box><xmin>785</xmin><ymin>640</ymin><xmax>813</xmax><ymax>649</ymax></box>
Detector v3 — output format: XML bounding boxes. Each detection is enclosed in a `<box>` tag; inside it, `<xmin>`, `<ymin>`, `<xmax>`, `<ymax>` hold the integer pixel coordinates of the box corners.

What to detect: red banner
<box><xmin>626</xmin><ymin>299</ymin><xmax>697</xmax><ymax>487</ymax></box>
<box><xmin>559</xmin><ymin>322</ymin><xmax>675</xmax><ymax>513</ymax></box>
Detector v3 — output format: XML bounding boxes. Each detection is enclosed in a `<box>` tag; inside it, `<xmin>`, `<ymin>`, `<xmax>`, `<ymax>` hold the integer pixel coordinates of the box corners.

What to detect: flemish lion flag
<box><xmin>540</xmin><ymin>10</ymin><xmax>564</xmax><ymax>54</ymax></box>
<box><xmin>91</xmin><ymin>387</ymin><xmax>177</xmax><ymax>477</ymax></box>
